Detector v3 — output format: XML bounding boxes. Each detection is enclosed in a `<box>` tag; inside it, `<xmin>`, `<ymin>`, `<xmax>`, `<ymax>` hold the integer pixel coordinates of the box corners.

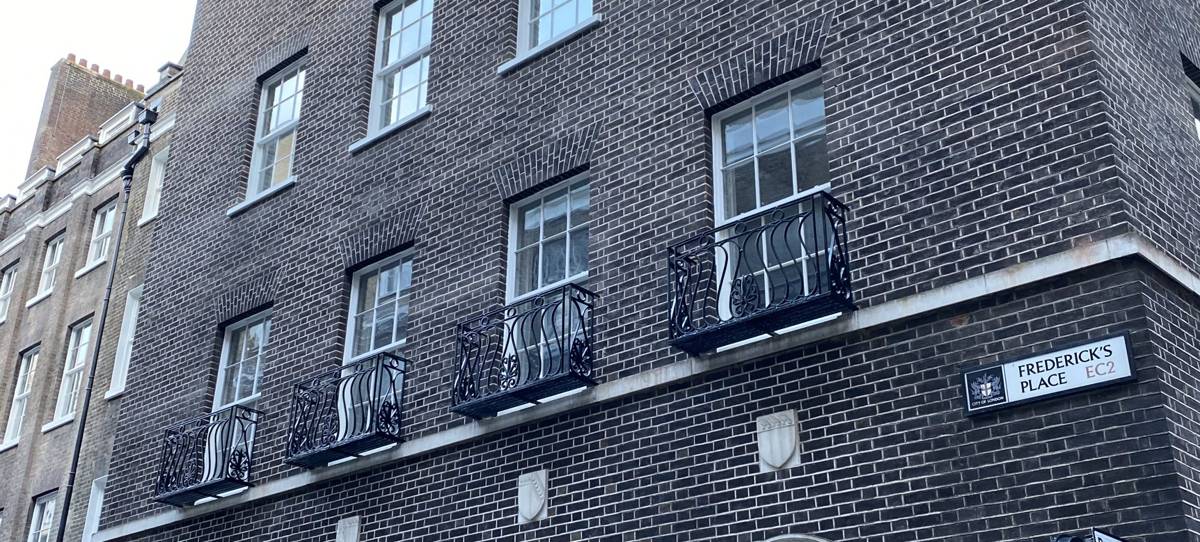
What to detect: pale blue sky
<box><xmin>0</xmin><ymin>0</ymin><xmax>197</xmax><ymax>196</ymax></box>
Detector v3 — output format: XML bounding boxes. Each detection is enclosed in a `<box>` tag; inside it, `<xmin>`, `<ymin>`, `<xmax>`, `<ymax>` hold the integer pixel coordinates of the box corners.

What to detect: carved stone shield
<box><xmin>517</xmin><ymin>470</ymin><xmax>548</xmax><ymax>524</ymax></box>
<box><xmin>757</xmin><ymin>410</ymin><xmax>800</xmax><ymax>472</ymax></box>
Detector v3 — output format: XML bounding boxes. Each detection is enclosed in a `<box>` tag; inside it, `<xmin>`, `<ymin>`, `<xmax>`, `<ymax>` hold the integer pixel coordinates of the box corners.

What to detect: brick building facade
<box><xmin>0</xmin><ymin>57</ymin><xmax>181</xmax><ymax>542</ymax></box>
<box><xmin>93</xmin><ymin>0</ymin><xmax>1200</xmax><ymax>541</ymax></box>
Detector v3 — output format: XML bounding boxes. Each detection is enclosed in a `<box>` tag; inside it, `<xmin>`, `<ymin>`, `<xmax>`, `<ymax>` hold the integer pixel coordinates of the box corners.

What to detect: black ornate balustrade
<box><xmin>451</xmin><ymin>283</ymin><xmax>597</xmax><ymax>419</ymax></box>
<box><xmin>154</xmin><ymin>404</ymin><xmax>261</xmax><ymax>507</ymax></box>
<box><xmin>285</xmin><ymin>353</ymin><xmax>408</xmax><ymax>468</ymax></box>
<box><xmin>668</xmin><ymin>191</ymin><xmax>854</xmax><ymax>354</ymax></box>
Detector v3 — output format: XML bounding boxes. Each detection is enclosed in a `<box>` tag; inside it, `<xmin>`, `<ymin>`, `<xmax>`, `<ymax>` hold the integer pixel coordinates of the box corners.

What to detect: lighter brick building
<box><xmin>0</xmin><ymin>56</ymin><xmax>181</xmax><ymax>542</ymax></box>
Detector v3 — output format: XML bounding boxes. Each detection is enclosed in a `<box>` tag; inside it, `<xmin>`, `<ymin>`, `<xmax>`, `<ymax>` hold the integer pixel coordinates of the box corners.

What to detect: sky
<box><xmin>0</xmin><ymin>0</ymin><xmax>198</xmax><ymax>197</ymax></box>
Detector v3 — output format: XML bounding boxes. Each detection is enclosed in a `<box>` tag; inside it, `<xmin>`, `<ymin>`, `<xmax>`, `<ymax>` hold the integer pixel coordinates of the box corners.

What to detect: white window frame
<box><xmin>214</xmin><ymin>311</ymin><xmax>272</xmax><ymax>411</ymax></box>
<box><xmin>52</xmin><ymin>319</ymin><xmax>93</xmax><ymax>423</ymax></box>
<box><xmin>82</xmin><ymin>476</ymin><xmax>107</xmax><ymax>542</ymax></box>
<box><xmin>0</xmin><ymin>264</ymin><xmax>18</xmax><ymax>323</ymax></box>
<box><xmin>516</xmin><ymin>0</ymin><xmax>594</xmax><ymax>53</ymax></box>
<box><xmin>85</xmin><ymin>203</ymin><xmax>117</xmax><ymax>266</ymax></box>
<box><xmin>106</xmin><ymin>285</ymin><xmax>142</xmax><ymax>399</ymax></box>
<box><xmin>26</xmin><ymin>492</ymin><xmax>55</xmax><ymax>542</ymax></box>
<box><xmin>36</xmin><ymin>236</ymin><xmax>65</xmax><ymax>297</ymax></box>
<box><xmin>345</xmin><ymin>253</ymin><xmax>414</xmax><ymax>364</ymax></box>
<box><xmin>709</xmin><ymin>73</ymin><xmax>834</xmax><ymax>321</ymax></box>
<box><xmin>140</xmin><ymin>146</ymin><xmax>169</xmax><ymax>224</ymax></box>
<box><xmin>505</xmin><ymin>174</ymin><xmax>590</xmax><ymax>303</ymax></box>
<box><xmin>2</xmin><ymin>348</ymin><xmax>38</xmax><ymax>446</ymax></box>
<box><xmin>368</xmin><ymin>0</ymin><xmax>434</xmax><ymax>138</ymax></box>
<box><xmin>246</xmin><ymin>60</ymin><xmax>306</xmax><ymax>202</ymax></box>
<box><xmin>1185</xmin><ymin>75</ymin><xmax>1200</xmax><ymax>141</ymax></box>
<box><xmin>711</xmin><ymin>71</ymin><xmax>830</xmax><ymax>227</ymax></box>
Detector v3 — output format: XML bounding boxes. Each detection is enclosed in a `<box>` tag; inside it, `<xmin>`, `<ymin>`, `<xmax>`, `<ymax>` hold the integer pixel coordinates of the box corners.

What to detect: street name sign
<box><xmin>963</xmin><ymin>334</ymin><xmax>1134</xmax><ymax>415</ymax></box>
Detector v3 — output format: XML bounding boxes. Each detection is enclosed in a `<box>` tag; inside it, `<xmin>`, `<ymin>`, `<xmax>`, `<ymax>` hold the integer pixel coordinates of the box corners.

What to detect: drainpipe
<box><xmin>55</xmin><ymin>103</ymin><xmax>158</xmax><ymax>542</ymax></box>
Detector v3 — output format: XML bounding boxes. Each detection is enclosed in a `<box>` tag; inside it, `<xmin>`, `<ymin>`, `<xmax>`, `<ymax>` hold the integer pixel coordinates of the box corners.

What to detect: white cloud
<box><xmin>0</xmin><ymin>0</ymin><xmax>197</xmax><ymax>196</ymax></box>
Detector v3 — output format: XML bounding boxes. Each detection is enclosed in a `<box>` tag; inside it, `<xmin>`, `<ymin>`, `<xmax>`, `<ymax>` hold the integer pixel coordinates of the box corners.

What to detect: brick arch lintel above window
<box><xmin>210</xmin><ymin>268</ymin><xmax>282</xmax><ymax>326</ymax></box>
<box><xmin>492</xmin><ymin>123</ymin><xmax>599</xmax><ymax>203</ymax></box>
<box><xmin>339</xmin><ymin>203</ymin><xmax>425</xmax><ymax>272</ymax></box>
<box><xmin>250</xmin><ymin>31</ymin><xmax>313</xmax><ymax>82</ymax></box>
<box><xmin>688</xmin><ymin>12</ymin><xmax>833</xmax><ymax>114</ymax></box>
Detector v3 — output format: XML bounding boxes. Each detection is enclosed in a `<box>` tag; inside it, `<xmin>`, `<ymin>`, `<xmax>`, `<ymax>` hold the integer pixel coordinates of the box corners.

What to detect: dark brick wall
<box><xmin>113</xmin><ymin>261</ymin><xmax>1189</xmax><ymax>542</ymax></box>
<box><xmin>1086</xmin><ymin>0</ymin><xmax>1200</xmax><ymax>298</ymax></box>
<box><xmin>100</xmin><ymin>0</ymin><xmax>1200</xmax><ymax>539</ymax></box>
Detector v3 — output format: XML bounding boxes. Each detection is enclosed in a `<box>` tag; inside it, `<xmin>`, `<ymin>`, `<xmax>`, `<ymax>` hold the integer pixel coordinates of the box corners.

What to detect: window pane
<box><xmin>569</xmin><ymin>185</ymin><xmax>588</xmax><ymax>226</ymax></box>
<box><xmin>791</xmin><ymin>81</ymin><xmax>825</xmax><ymax>138</ymax></box>
<box><xmin>758</xmin><ymin>147</ymin><xmax>794</xmax><ymax>206</ymax></box>
<box><xmin>517</xmin><ymin>203</ymin><xmax>540</xmax><ymax>248</ymax></box>
<box><xmin>542</xmin><ymin>191</ymin><xmax>568</xmax><ymax>236</ymax></box>
<box><xmin>532</xmin><ymin>0</ymin><xmax>551</xmax><ymax>16</ymax></box>
<box><xmin>578</xmin><ymin>0</ymin><xmax>592</xmax><ymax>18</ymax></box>
<box><xmin>794</xmin><ymin>134</ymin><xmax>830</xmax><ymax>192</ymax></box>
<box><xmin>515</xmin><ymin>246</ymin><xmax>538</xmax><ymax>295</ymax></box>
<box><xmin>373</xmin><ymin>301</ymin><xmax>395</xmax><ymax>350</ymax></box>
<box><xmin>273</xmin><ymin>132</ymin><xmax>296</xmax><ymax>182</ymax></box>
<box><xmin>756</xmin><ymin>95</ymin><xmax>791</xmax><ymax>150</ymax></box>
<box><xmin>541</xmin><ymin>235</ymin><xmax>566</xmax><ymax>285</ymax></box>
<box><xmin>722</xmin><ymin>110</ymin><xmax>754</xmax><ymax>165</ymax></box>
<box><xmin>552</xmin><ymin>3</ymin><xmax>577</xmax><ymax>36</ymax></box>
<box><xmin>568</xmin><ymin>227</ymin><xmax>588</xmax><ymax>276</ymax></box>
<box><xmin>399</xmin><ymin>259</ymin><xmax>413</xmax><ymax>291</ymax></box>
<box><xmin>723</xmin><ymin>162</ymin><xmax>756</xmax><ymax>218</ymax></box>
<box><xmin>353</xmin><ymin>311</ymin><xmax>374</xmax><ymax>357</ymax></box>
<box><xmin>358</xmin><ymin>272</ymin><xmax>379</xmax><ymax>311</ymax></box>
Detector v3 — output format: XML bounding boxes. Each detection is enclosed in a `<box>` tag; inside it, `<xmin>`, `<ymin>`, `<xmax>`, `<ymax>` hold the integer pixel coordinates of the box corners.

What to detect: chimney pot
<box><xmin>79</xmin><ymin>58</ymin><xmax>88</xmax><ymax>67</ymax></box>
<box><xmin>90</xmin><ymin>63</ymin><xmax>100</xmax><ymax>72</ymax></box>
<box><xmin>102</xmin><ymin>69</ymin><xmax>111</xmax><ymax>78</ymax></box>
<box><xmin>115</xmin><ymin>74</ymin><xmax>123</xmax><ymax>84</ymax></box>
<box><xmin>136</xmin><ymin>84</ymin><xmax>145</xmax><ymax>92</ymax></box>
<box><xmin>66</xmin><ymin>53</ymin><xmax>76</xmax><ymax>62</ymax></box>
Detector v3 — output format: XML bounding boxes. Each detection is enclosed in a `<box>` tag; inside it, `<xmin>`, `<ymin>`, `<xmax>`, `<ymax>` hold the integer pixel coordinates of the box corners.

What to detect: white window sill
<box><xmin>0</xmin><ymin>441</ymin><xmax>16</xmax><ymax>454</ymax></box>
<box><xmin>348</xmin><ymin>107</ymin><xmax>432</xmax><ymax>154</ymax></box>
<box><xmin>25</xmin><ymin>290</ymin><xmax>52</xmax><ymax>308</ymax></box>
<box><xmin>226</xmin><ymin>177</ymin><xmax>297</xmax><ymax>217</ymax></box>
<box><xmin>498</xmin><ymin>15</ymin><xmax>604</xmax><ymax>75</ymax></box>
<box><xmin>104</xmin><ymin>387</ymin><xmax>126</xmax><ymax>401</ymax></box>
<box><xmin>75</xmin><ymin>259</ymin><xmax>107</xmax><ymax>279</ymax></box>
<box><xmin>137</xmin><ymin>213</ymin><xmax>159</xmax><ymax>227</ymax></box>
<box><xmin>41</xmin><ymin>417</ymin><xmax>73</xmax><ymax>434</ymax></box>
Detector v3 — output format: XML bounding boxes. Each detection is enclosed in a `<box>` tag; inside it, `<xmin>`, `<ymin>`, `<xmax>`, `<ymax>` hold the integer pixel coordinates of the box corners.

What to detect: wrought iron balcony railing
<box><xmin>668</xmin><ymin>191</ymin><xmax>854</xmax><ymax>354</ymax></box>
<box><xmin>285</xmin><ymin>353</ymin><xmax>408</xmax><ymax>468</ymax></box>
<box><xmin>154</xmin><ymin>404</ymin><xmax>261</xmax><ymax>507</ymax></box>
<box><xmin>451</xmin><ymin>283</ymin><xmax>597</xmax><ymax>419</ymax></box>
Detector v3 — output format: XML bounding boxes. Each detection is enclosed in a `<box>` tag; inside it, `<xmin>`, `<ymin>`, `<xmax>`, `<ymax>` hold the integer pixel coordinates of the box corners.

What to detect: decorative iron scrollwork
<box><xmin>284</xmin><ymin>353</ymin><xmax>408</xmax><ymax>465</ymax></box>
<box><xmin>667</xmin><ymin>191</ymin><xmax>854</xmax><ymax>351</ymax></box>
<box><xmin>451</xmin><ymin>284</ymin><xmax>598</xmax><ymax>416</ymax></box>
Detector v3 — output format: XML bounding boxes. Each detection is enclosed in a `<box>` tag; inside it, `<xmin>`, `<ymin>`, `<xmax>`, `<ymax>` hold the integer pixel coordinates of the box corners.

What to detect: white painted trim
<box><xmin>92</xmin><ymin>233</ymin><xmax>1200</xmax><ymax>542</ymax></box>
<box><xmin>74</xmin><ymin>258</ymin><xmax>107</xmax><ymax>279</ymax></box>
<box><xmin>149</xmin><ymin>113</ymin><xmax>176</xmax><ymax>143</ymax></box>
<box><xmin>24</xmin><ymin>291</ymin><xmax>52</xmax><ymax>308</ymax></box>
<box><xmin>55</xmin><ymin>136</ymin><xmax>97</xmax><ymax>173</ymax></box>
<box><xmin>226</xmin><ymin>177</ymin><xmax>297</xmax><ymax>217</ymax></box>
<box><xmin>97</xmin><ymin>103</ymin><xmax>138</xmax><ymax>145</ymax></box>
<box><xmin>40</xmin><ymin>417</ymin><xmax>73</xmax><ymax>434</ymax></box>
<box><xmin>348</xmin><ymin>107</ymin><xmax>431</xmax><ymax>154</ymax></box>
<box><xmin>0</xmin><ymin>154</ymin><xmax>128</xmax><ymax>260</ymax></box>
<box><xmin>0</xmin><ymin>441</ymin><xmax>15</xmax><ymax>454</ymax></box>
<box><xmin>498</xmin><ymin>14</ymin><xmax>603</xmax><ymax>75</ymax></box>
<box><xmin>103</xmin><ymin>389</ymin><xmax>126</xmax><ymax>401</ymax></box>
